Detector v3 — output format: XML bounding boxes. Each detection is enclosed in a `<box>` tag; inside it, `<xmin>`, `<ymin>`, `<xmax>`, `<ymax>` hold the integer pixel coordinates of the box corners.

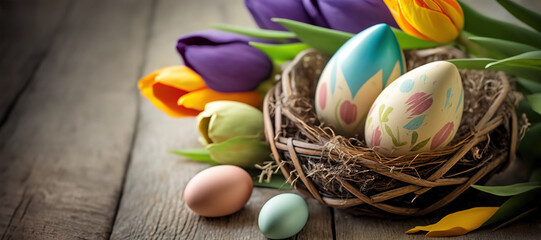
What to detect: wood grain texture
<box><xmin>0</xmin><ymin>0</ymin><xmax>150</xmax><ymax>239</ymax></box>
<box><xmin>109</xmin><ymin>0</ymin><xmax>333</xmax><ymax>239</ymax></box>
<box><xmin>0</xmin><ymin>0</ymin><xmax>72</xmax><ymax>124</ymax></box>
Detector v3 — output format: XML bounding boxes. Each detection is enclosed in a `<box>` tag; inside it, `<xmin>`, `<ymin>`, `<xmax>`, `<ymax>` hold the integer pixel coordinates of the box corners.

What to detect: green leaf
<box><xmin>170</xmin><ymin>148</ymin><xmax>218</xmax><ymax>165</ymax></box>
<box><xmin>496</xmin><ymin>0</ymin><xmax>541</xmax><ymax>33</ymax></box>
<box><xmin>249</xmin><ymin>42</ymin><xmax>310</xmax><ymax>64</ymax></box>
<box><xmin>212</xmin><ymin>23</ymin><xmax>296</xmax><ymax>41</ymax></box>
<box><xmin>519</xmin><ymin>123</ymin><xmax>541</xmax><ymax>167</ymax></box>
<box><xmin>471</xmin><ymin>182</ymin><xmax>541</xmax><ymax>196</ymax></box>
<box><xmin>482</xmin><ymin>190</ymin><xmax>540</xmax><ymax>227</ymax></box>
<box><xmin>486</xmin><ymin>51</ymin><xmax>541</xmax><ymax>69</ymax></box>
<box><xmin>487</xmin><ymin>64</ymin><xmax>541</xmax><ymax>81</ymax></box>
<box><xmin>468</xmin><ymin>36</ymin><xmax>538</xmax><ymax>59</ymax></box>
<box><xmin>448</xmin><ymin>56</ymin><xmax>541</xmax><ymax>81</ymax></box>
<box><xmin>459</xmin><ymin>0</ymin><xmax>541</xmax><ymax>49</ymax></box>
<box><xmin>526</xmin><ymin>93</ymin><xmax>541</xmax><ymax>115</ymax></box>
<box><xmin>411</xmin><ymin>131</ymin><xmax>419</xmax><ymax>145</ymax></box>
<box><xmin>410</xmin><ymin>137</ymin><xmax>430</xmax><ymax>152</ymax></box>
<box><xmin>518</xmin><ymin>78</ymin><xmax>541</xmax><ymax>94</ymax></box>
<box><xmin>447</xmin><ymin>58</ymin><xmax>495</xmax><ymax>69</ymax></box>
<box><xmin>272</xmin><ymin>18</ymin><xmax>353</xmax><ymax>54</ymax></box>
<box><xmin>390</xmin><ymin>28</ymin><xmax>439</xmax><ymax>49</ymax></box>
<box><xmin>530</xmin><ymin>169</ymin><xmax>541</xmax><ymax>183</ymax></box>
<box><xmin>206</xmin><ymin>136</ymin><xmax>271</xmax><ymax>168</ymax></box>
<box><xmin>251</xmin><ymin>174</ymin><xmax>293</xmax><ymax>190</ymax></box>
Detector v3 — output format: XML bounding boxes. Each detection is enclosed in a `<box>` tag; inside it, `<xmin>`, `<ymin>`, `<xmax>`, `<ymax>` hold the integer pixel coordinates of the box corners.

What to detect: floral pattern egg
<box><xmin>364</xmin><ymin>61</ymin><xmax>464</xmax><ymax>156</ymax></box>
<box><xmin>315</xmin><ymin>24</ymin><xmax>405</xmax><ymax>137</ymax></box>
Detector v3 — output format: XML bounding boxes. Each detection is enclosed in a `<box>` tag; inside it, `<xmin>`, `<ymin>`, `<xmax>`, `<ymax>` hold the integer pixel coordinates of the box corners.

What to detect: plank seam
<box><xmin>108</xmin><ymin>0</ymin><xmax>158</xmax><ymax>238</ymax></box>
<box><xmin>0</xmin><ymin>0</ymin><xmax>75</xmax><ymax>130</ymax></box>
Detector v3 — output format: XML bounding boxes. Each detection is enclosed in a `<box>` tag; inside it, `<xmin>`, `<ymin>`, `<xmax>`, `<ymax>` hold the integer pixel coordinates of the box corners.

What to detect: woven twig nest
<box><xmin>263</xmin><ymin>47</ymin><xmax>520</xmax><ymax>217</ymax></box>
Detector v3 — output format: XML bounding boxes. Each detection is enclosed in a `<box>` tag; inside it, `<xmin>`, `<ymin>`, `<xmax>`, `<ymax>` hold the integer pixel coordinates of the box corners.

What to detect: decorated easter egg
<box><xmin>315</xmin><ymin>23</ymin><xmax>405</xmax><ymax>136</ymax></box>
<box><xmin>364</xmin><ymin>61</ymin><xmax>464</xmax><ymax>156</ymax></box>
<box><xmin>184</xmin><ymin>165</ymin><xmax>253</xmax><ymax>217</ymax></box>
<box><xmin>258</xmin><ymin>193</ymin><xmax>308</xmax><ymax>239</ymax></box>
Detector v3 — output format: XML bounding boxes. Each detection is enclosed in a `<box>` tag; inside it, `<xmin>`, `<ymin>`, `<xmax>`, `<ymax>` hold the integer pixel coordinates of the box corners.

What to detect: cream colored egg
<box><xmin>364</xmin><ymin>61</ymin><xmax>463</xmax><ymax>156</ymax></box>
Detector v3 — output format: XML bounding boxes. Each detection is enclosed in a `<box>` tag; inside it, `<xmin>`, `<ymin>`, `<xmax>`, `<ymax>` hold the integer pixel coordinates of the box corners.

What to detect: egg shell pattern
<box><xmin>315</xmin><ymin>23</ymin><xmax>405</xmax><ymax>137</ymax></box>
<box><xmin>183</xmin><ymin>165</ymin><xmax>253</xmax><ymax>217</ymax></box>
<box><xmin>258</xmin><ymin>193</ymin><xmax>309</xmax><ymax>239</ymax></box>
<box><xmin>364</xmin><ymin>61</ymin><xmax>463</xmax><ymax>156</ymax></box>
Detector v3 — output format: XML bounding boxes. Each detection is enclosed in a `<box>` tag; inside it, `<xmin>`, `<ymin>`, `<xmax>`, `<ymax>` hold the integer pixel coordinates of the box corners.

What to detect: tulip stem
<box><xmin>455</xmin><ymin>31</ymin><xmax>492</xmax><ymax>58</ymax></box>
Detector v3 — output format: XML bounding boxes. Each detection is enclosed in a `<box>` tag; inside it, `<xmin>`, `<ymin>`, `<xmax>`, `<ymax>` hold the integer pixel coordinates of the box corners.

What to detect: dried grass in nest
<box><xmin>263</xmin><ymin>47</ymin><xmax>521</xmax><ymax>217</ymax></box>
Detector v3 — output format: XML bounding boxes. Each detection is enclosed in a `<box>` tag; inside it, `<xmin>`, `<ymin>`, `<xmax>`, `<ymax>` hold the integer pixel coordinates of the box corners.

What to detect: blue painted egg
<box><xmin>315</xmin><ymin>24</ymin><xmax>405</xmax><ymax>137</ymax></box>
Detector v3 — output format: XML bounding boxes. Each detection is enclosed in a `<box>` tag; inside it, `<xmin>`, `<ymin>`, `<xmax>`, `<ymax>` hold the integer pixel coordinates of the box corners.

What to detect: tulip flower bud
<box><xmin>245</xmin><ymin>0</ymin><xmax>327</xmax><ymax>31</ymax></box>
<box><xmin>176</xmin><ymin>31</ymin><xmax>273</xmax><ymax>93</ymax></box>
<box><xmin>384</xmin><ymin>0</ymin><xmax>464</xmax><ymax>43</ymax></box>
<box><xmin>304</xmin><ymin>0</ymin><xmax>399</xmax><ymax>33</ymax></box>
<box><xmin>138</xmin><ymin>66</ymin><xmax>261</xmax><ymax>118</ymax></box>
<box><xmin>197</xmin><ymin>101</ymin><xmax>270</xmax><ymax>167</ymax></box>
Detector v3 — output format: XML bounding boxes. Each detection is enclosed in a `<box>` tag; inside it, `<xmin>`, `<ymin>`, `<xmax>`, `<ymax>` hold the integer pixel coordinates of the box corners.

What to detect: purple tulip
<box><xmin>176</xmin><ymin>30</ymin><xmax>272</xmax><ymax>93</ymax></box>
<box><xmin>245</xmin><ymin>0</ymin><xmax>328</xmax><ymax>31</ymax></box>
<box><xmin>308</xmin><ymin>0</ymin><xmax>399</xmax><ymax>33</ymax></box>
<box><xmin>246</xmin><ymin>0</ymin><xmax>398</xmax><ymax>34</ymax></box>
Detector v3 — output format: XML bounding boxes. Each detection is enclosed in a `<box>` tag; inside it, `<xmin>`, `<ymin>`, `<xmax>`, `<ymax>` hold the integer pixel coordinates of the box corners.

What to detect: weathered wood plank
<box><xmin>0</xmin><ymin>0</ymin><xmax>150</xmax><ymax>239</ymax></box>
<box><xmin>0</xmin><ymin>0</ymin><xmax>72</xmax><ymax>124</ymax></box>
<box><xmin>333</xmin><ymin>1</ymin><xmax>541</xmax><ymax>238</ymax></box>
<box><xmin>110</xmin><ymin>0</ymin><xmax>333</xmax><ymax>239</ymax></box>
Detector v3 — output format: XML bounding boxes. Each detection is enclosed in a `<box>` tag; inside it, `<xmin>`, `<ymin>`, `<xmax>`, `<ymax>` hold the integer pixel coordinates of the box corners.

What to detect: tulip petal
<box><xmin>154</xmin><ymin>66</ymin><xmax>206</xmax><ymax>91</ymax></box>
<box><xmin>316</xmin><ymin>0</ymin><xmax>399</xmax><ymax>33</ymax></box>
<box><xmin>183</xmin><ymin>42</ymin><xmax>272</xmax><ymax>92</ymax></box>
<box><xmin>206</xmin><ymin>136</ymin><xmax>271</xmax><ymax>167</ymax></box>
<box><xmin>178</xmin><ymin>88</ymin><xmax>261</xmax><ymax>112</ymax></box>
<box><xmin>245</xmin><ymin>0</ymin><xmax>314</xmax><ymax>31</ymax></box>
<box><xmin>196</xmin><ymin>100</ymin><xmax>264</xmax><ymax>144</ymax></box>
<box><xmin>406</xmin><ymin>207</ymin><xmax>499</xmax><ymax>237</ymax></box>
<box><xmin>399</xmin><ymin>0</ymin><xmax>460</xmax><ymax>43</ymax></box>
<box><xmin>385</xmin><ymin>0</ymin><xmax>432</xmax><ymax>41</ymax></box>
<box><xmin>138</xmin><ymin>67</ymin><xmax>201</xmax><ymax>118</ymax></box>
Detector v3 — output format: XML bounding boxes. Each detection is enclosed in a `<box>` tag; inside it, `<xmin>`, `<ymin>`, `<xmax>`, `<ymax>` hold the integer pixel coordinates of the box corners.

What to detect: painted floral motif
<box><xmin>431</xmin><ymin>122</ymin><xmax>454</xmax><ymax>150</ymax></box>
<box><xmin>318</xmin><ymin>82</ymin><xmax>327</xmax><ymax>110</ymax></box>
<box><xmin>339</xmin><ymin>100</ymin><xmax>357</xmax><ymax>124</ymax></box>
<box><xmin>405</xmin><ymin>92</ymin><xmax>433</xmax><ymax>118</ymax></box>
<box><xmin>371</xmin><ymin>126</ymin><xmax>382</xmax><ymax>146</ymax></box>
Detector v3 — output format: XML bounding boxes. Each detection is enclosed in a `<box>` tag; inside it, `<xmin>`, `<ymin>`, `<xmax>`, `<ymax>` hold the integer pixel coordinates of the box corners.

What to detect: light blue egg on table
<box><xmin>315</xmin><ymin>23</ymin><xmax>405</xmax><ymax>137</ymax></box>
<box><xmin>258</xmin><ymin>193</ymin><xmax>309</xmax><ymax>239</ymax></box>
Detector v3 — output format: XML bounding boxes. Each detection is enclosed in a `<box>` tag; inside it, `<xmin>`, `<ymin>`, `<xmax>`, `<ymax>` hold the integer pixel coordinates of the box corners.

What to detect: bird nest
<box><xmin>263</xmin><ymin>47</ymin><xmax>521</xmax><ymax>217</ymax></box>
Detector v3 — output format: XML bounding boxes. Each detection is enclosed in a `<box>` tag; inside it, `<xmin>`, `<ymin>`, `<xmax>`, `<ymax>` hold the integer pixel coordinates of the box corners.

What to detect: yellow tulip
<box><xmin>138</xmin><ymin>66</ymin><xmax>261</xmax><ymax>117</ymax></box>
<box><xmin>406</xmin><ymin>207</ymin><xmax>499</xmax><ymax>237</ymax></box>
<box><xmin>384</xmin><ymin>0</ymin><xmax>464</xmax><ymax>43</ymax></box>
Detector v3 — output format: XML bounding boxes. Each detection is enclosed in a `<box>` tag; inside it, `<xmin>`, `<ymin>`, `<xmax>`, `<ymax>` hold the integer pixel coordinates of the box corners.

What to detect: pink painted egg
<box><xmin>364</xmin><ymin>61</ymin><xmax>463</xmax><ymax>156</ymax></box>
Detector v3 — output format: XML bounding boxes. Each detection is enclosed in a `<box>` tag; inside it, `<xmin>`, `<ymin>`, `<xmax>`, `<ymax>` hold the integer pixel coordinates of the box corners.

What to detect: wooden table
<box><xmin>1</xmin><ymin>0</ymin><xmax>540</xmax><ymax>239</ymax></box>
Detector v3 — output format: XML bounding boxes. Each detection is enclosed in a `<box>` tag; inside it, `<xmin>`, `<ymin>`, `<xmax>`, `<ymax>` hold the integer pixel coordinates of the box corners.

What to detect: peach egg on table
<box><xmin>183</xmin><ymin>165</ymin><xmax>253</xmax><ymax>217</ymax></box>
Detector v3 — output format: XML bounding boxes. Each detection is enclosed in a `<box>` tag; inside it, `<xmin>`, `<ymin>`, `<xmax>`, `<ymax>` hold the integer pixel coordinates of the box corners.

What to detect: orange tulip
<box><xmin>384</xmin><ymin>0</ymin><xmax>464</xmax><ymax>44</ymax></box>
<box><xmin>138</xmin><ymin>66</ymin><xmax>261</xmax><ymax>117</ymax></box>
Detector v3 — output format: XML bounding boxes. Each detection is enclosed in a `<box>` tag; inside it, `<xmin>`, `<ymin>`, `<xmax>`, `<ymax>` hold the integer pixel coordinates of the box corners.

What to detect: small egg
<box><xmin>183</xmin><ymin>165</ymin><xmax>253</xmax><ymax>217</ymax></box>
<box><xmin>364</xmin><ymin>61</ymin><xmax>464</xmax><ymax>156</ymax></box>
<box><xmin>315</xmin><ymin>23</ymin><xmax>405</xmax><ymax>136</ymax></box>
<box><xmin>258</xmin><ymin>193</ymin><xmax>308</xmax><ymax>239</ymax></box>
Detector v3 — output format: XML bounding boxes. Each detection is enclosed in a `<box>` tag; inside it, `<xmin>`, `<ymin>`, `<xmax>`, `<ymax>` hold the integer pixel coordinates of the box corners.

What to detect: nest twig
<box><xmin>263</xmin><ymin>47</ymin><xmax>521</xmax><ymax>217</ymax></box>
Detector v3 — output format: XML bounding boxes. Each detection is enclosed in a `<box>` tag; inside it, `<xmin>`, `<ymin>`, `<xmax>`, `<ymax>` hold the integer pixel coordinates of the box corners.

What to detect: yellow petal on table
<box><xmin>406</xmin><ymin>207</ymin><xmax>499</xmax><ymax>237</ymax></box>
<box><xmin>177</xmin><ymin>88</ymin><xmax>261</xmax><ymax>112</ymax></box>
<box><xmin>154</xmin><ymin>66</ymin><xmax>206</xmax><ymax>92</ymax></box>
